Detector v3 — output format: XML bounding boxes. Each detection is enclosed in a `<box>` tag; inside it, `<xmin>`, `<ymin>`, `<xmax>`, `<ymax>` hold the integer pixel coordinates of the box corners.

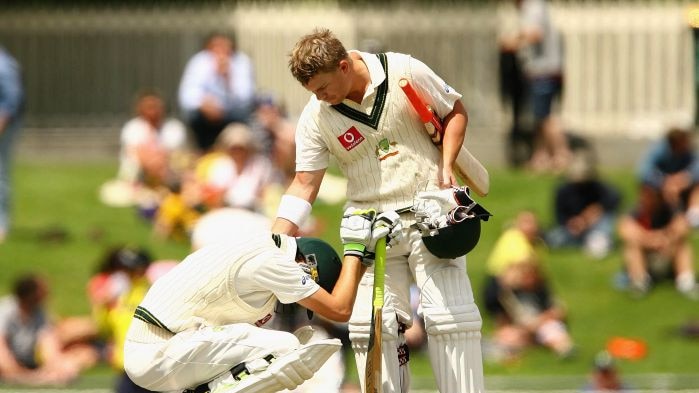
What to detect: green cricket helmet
<box><xmin>295</xmin><ymin>237</ymin><xmax>342</xmax><ymax>294</ymax></box>
<box><xmin>420</xmin><ymin>188</ymin><xmax>492</xmax><ymax>259</ymax></box>
<box><xmin>272</xmin><ymin>234</ymin><xmax>342</xmax><ymax>320</ymax></box>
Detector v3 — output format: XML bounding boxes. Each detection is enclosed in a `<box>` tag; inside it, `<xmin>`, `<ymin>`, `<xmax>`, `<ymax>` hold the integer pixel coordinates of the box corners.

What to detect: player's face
<box><xmin>304</xmin><ymin>61</ymin><xmax>351</xmax><ymax>105</ymax></box>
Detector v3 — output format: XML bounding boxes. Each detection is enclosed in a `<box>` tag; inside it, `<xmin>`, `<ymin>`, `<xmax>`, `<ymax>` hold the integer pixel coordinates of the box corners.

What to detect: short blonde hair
<box><xmin>289</xmin><ymin>28</ymin><xmax>349</xmax><ymax>85</ymax></box>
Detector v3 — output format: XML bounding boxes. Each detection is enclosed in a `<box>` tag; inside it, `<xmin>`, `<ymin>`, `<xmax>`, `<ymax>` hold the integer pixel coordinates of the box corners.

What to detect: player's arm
<box><xmin>440</xmin><ymin>99</ymin><xmax>468</xmax><ymax>187</ymax></box>
<box><xmin>297</xmin><ymin>209</ymin><xmax>402</xmax><ymax>322</ymax></box>
<box><xmin>409</xmin><ymin>57</ymin><xmax>469</xmax><ymax>188</ymax></box>
<box><xmin>272</xmin><ymin>169</ymin><xmax>326</xmax><ymax>235</ymax></box>
<box><xmin>297</xmin><ymin>254</ymin><xmax>366</xmax><ymax>322</ymax></box>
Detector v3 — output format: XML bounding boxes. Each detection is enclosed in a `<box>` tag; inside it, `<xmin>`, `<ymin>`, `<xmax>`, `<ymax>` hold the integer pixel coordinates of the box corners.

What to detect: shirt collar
<box><xmin>349</xmin><ymin>50</ymin><xmax>386</xmax><ymax>100</ymax></box>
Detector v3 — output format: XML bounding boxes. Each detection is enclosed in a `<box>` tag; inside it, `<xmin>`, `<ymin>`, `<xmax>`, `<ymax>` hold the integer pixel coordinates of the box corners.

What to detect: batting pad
<box><xmin>216</xmin><ymin>339</ymin><xmax>341</xmax><ymax>393</ymax></box>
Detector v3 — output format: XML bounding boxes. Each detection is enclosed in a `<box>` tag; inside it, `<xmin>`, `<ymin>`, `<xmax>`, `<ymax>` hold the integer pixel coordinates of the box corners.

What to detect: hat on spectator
<box><xmin>217</xmin><ymin>123</ymin><xmax>259</xmax><ymax>151</ymax></box>
<box><xmin>566</xmin><ymin>151</ymin><xmax>596</xmax><ymax>182</ymax></box>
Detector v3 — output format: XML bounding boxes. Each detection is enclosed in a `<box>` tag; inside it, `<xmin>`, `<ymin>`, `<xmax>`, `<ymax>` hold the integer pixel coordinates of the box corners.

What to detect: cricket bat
<box><xmin>398</xmin><ymin>78</ymin><xmax>490</xmax><ymax>197</ymax></box>
<box><xmin>365</xmin><ymin>236</ymin><xmax>386</xmax><ymax>393</ymax></box>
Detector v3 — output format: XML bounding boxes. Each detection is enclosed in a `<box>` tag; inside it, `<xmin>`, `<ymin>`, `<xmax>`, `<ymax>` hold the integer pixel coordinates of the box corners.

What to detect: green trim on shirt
<box><xmin>331</xmin><ymin>53</ymin><xmax>388</xmax><ymax>130</ymax></box>
<box><xmin>134</xmin><ymin>306</ymin><xmax>173</xmax><ymax>333</ymax></box>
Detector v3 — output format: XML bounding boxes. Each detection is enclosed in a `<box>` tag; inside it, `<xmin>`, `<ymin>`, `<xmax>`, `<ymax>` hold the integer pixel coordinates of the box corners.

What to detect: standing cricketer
<box><xmin>272</xmin><ymin>28</ymin><xmax>485</xmax><ymax>393</ymax></box>
<box><xmin>123</xmin><ymin>209</ymin><xmax>402</xmax><ymax>393</ymax></box>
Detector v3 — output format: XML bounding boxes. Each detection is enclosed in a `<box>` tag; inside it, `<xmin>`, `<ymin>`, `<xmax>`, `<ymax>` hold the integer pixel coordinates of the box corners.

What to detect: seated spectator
<box><xmin>483</xmin><ymin>211</ymin><xmax>575</xmax><ymax>360</ymax></box>
<box><xmin>117</xmin><ymin>90</ymin><xmax>190</xmax><ymax>189</ymax></box>
<box><xmin>87</xmin><ymin>246</ymin><xmax>176</xmax><ymax>393</ymax></box>
<box><xmin>152</xmin><ymin>172</ymin><xmax>204</xmax><ymax>242</ymax></box>
<box><xmin>100</xmin><ymin>90</ymin><xmax>191</xmax><ymax>214</ymax></box>
<box><xmin>194</xmin><ymin>123</ymin><xmax>277</xmax><ymax>214</ymax></box>
<box><xmin>250</xmin><ymin>93</ymin><xmax>296</xmax><ymax>184</ymax></box>
<box><xmin>0</xmin><ymin>274</ymin><xmax>98</xmax><ymax>386</ymax></box>
<box><xmin>638</xmin><ymin>127</ymin><xmax>699</xmax><ymax>226</ymax></box>
<box><xmin>178</xmin><ymin>32</ymin><xmax>256</xmax><ymax>152</ymax></box>
<box><xmin>484</xmin><ymin>210</ymin><xmax>543</xmax><ymax>281</ymax></box>
<box><xmin>618</xmin><ymin>183</ymin><xmax>698</xmax><ymax>299</ymax></box>
<box><xmin>580</xmin><ymin>351</ymin><xmax>633</xmax><ymax>392</ymax></box>
<box><xmin>545</xmin><ymin>151</ymin><xmax>621</xmax><ymax>259</ymax></box>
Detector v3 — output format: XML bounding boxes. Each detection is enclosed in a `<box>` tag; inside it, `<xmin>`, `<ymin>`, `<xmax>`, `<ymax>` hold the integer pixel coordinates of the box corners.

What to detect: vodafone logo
<box><xmin>338</xmin><ymin>126</ymin><xmax>365</xmax><ymax>151</ymax></box>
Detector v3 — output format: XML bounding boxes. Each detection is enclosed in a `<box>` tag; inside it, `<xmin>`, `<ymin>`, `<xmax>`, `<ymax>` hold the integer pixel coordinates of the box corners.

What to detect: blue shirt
<box><xmin>178</xmin><ymin>50</ymin><xmax>256</xmax><ymax>121</ymax></box>
<box><xmin>0</xmin><ymin>47</ymin><xmax>23</xmax><ymax>121</ymax></box>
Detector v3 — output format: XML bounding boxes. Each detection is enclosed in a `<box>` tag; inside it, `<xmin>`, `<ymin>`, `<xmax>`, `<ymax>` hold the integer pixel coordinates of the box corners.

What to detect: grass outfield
<box><xmin>1</xmin><ymin>160</ymin><xmax>699</xmax><ymax>391</ymax></box>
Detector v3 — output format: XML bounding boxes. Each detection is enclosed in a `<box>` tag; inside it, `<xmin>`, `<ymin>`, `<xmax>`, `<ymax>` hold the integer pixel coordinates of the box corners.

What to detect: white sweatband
<box><xmin>276</xmin><ymin>194</ymin><xmax>312</xmax><ymax>227</ymax></box>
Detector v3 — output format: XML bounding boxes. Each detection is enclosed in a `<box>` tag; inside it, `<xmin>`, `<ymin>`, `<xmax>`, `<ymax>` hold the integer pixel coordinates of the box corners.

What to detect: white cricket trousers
<box><xmin>124</xmin><ymin>319</ymin><xmax>300</xmax><ymax>392</ymax></box>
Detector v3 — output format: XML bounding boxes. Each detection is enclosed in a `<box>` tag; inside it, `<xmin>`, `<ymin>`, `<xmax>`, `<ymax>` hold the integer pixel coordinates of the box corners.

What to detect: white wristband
<box><xmin>276</xmin><ymin>194</ymin><xmax>312</xmax><ymax>227</ymax></box>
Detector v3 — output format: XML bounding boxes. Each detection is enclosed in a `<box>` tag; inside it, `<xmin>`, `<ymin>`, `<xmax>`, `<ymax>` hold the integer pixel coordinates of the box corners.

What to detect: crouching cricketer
<box><xmin>123</xmin><ymin>208</ymin><xmax>401</xmax><ymax>393</ymax></box>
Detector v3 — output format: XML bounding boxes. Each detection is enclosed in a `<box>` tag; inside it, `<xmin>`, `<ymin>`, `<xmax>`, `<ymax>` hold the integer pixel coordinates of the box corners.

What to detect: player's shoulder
<box><xmin>297</xmin><ymin>95</ymin><xmax>331</xmax><ymax>128</ymax></box>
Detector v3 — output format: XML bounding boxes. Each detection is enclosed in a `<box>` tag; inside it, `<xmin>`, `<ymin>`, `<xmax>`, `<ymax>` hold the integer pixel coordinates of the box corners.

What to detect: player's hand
<box><xmin>340</xmin><ymin>207</ymin><xmax>377</xmax><ymax>261</ymax></box>
<box><xmin>440</xmin><ymin>166</ymin><xmax>458</xmax><ymax>189</ymax></box>
<box><xmin>364</xmin><ymin>211</ymin><xmax>403</xmax><ymax>267</ymax></box>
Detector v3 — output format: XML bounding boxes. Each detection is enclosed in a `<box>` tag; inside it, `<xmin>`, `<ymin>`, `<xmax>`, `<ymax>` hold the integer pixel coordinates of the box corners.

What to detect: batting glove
<box><xmin>340</xmin><ymin>207</ymin><xmax>377</xmax><ymax>262</ymax></box>
<box><xmin>364</xmin><ymin>211</ymin><xmax>403</xmax><ymax>266</ymax></box>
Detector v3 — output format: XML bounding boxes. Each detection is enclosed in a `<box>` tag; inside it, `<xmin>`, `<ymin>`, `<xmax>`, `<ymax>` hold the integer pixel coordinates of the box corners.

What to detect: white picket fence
<box><xmin>0</xmin><ymin>1</ymin><xmax>694</xmax><ymax>141</ymax></box>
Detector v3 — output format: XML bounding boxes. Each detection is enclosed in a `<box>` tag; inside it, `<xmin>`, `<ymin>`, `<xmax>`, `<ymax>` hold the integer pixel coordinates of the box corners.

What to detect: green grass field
<box><xmin>2</xmin><ymin>160</ymin><xmax>699</xmax><ymax>391</ymax></box>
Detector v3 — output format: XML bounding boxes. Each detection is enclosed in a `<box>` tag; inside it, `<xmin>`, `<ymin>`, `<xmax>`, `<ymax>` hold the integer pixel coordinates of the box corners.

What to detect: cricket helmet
<box><xmin>295</xmin><ymin>237</ymin><xmax>342</xmax><ymax>293</ymax></box>
<box><xmin>419</xmin><ymin>200</ymin><xmax>492</xmax><ymax>259</ymax></box>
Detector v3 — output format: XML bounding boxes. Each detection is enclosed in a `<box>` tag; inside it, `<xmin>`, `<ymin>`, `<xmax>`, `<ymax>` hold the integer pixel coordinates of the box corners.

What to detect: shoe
<box><xmin>679</xmin><ymin>286</ymin><xmax>699</xmax><ymax>301</ymax></box>
<box><xmin>629</xmin><ymin>282</ymin><xmax>649</xmax><ymax>300</ymax></box>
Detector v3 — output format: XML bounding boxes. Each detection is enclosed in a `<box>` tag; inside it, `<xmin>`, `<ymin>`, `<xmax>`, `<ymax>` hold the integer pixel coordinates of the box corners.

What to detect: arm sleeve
<box><xmin>178</xmin><ymin>54</ymin><xmax>207</xmax><ymax>113</ymax></box>
<box><xmin>407</xmin><ymin>56</ymin><xmax>463</xmax><ymax>119</ymax></box>
<box><xmin>294</xmin><ymin>104</ymin><xmax>330</xmax><ymax>172</ymax></box>
<box><xmin>636</xmin><ymin>142</ymin><xmax>666</xmax><ymax>187</ymax></box>
<box><xmin>251</xmin><ymin>253</ymin><xmax>320</xmax><ymax>304</ymax></box>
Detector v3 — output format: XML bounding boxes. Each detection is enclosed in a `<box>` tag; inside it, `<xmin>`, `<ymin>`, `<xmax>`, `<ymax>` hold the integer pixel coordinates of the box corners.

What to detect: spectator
<box><xmin>0</xmin><ymin>274</ymin><xmax>98</xmax><ymax>386</ymax></box>
<box><xmin>637</xmin><ymin>127</ymin><xmax>699</xmax><ymax>227</ymax></box>
<box><xmin>250</xmin><ymin>93</ymin><xmax>296</xmax><ymax>185</ymax></box>
<box><xmin>194</xmin><ymin>123</ymin><xmax>277</xmax><ymax>214</ymax></box>
<box><xmin>484</xmin><ymin>210</ymin><xmax>543</xmax><ymax>281</ymax></box>
<box><xmin>545</xmin><ymin>151</ymin><xmax>621</xmax><ymax>259</ymax></box>
<box><xmin>502</xmin><ymin>0</ymin><xmax>571</xmax><ymax>172</ymax></box>
<box><xmin>87</xmin><ymin>247</ymin><xmax>176</xmax><ymax>393</ymax></box>
<box><xmin>483</xmin><ymin>211</ymin><xmax>574</xmax><ymax>360</ymax></box>
<box><xmin>580</xmin><ymin>350</ymin><xmax>633</xmax><ymax>392</ymax></box>
<box><xmin>487</xmin><ymin>260</ymin><xmax>575</xmax><ymax>360</ymax></box>
<box><xmin>618</xmin><ymin>184</ymin><xmax>699</xmax><ymax>299</ymax></box>
<box><xmin>151</xmin><ymin>173</ymin><xmax>204</xmax><ymax>242</ymax></box>
<box><xmin>117</xmin><ymin>89</ymin><xmax>190</xmax><ymax>190</ymax></box>
<box><xmin>178</xmin><ymin>32</ymin><xmax>256</xmax><ymax>152</ymax></box>
<box><xmin>497</xmin><ymin>4</ymin><xmax>532</xmax><ymax>168</ymax></box>
<box><xmin>0</xmin><ymin>46</ymin><xmax>23</xmax><ymax>243</ymax></box>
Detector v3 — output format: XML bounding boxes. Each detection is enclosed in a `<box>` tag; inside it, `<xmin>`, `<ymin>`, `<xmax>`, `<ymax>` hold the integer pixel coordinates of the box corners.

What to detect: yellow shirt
<box><xmin>107</xmin><ymin>277</ymin><xmax>151</xmax><ymax>369</ymax></box>
<box><xmin>486</xmin><ymin>228</ymin><xmax>540</xmax><ymax>276</ymax></box>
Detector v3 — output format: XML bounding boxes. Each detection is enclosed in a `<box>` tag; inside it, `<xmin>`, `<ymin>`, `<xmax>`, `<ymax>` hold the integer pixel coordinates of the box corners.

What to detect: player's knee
<box><xmin>262</xmin><ymin>330</ymin><xmax>301</xmax><ymax>358</ymax></box>
<box><xmin>422</xmin><ymin>302</ymin><xmax>482</xmax><ymax>336</ymax></box>
<box><xmin>348</xmin><ymin>308</ymin><xmax>400</xmax><ymax>343</ymax></box>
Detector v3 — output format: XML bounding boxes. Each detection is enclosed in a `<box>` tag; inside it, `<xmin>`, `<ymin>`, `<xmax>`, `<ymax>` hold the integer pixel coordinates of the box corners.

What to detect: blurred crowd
<box><xmin>0</xmin><ymin>1</ymin><xmax>698</xmax><ymax>392</ymax></box>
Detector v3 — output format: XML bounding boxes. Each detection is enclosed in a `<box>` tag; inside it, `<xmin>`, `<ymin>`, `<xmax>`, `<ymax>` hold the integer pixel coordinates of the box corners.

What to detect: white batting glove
<box><xmin>340</xmin><ymin>207</ymin><xmax>377</xmax><ymax>261</ymax></box>
<box><xmin>414</xmin><ymin>186</ymin><xmax>473</xmax><ymax>230</ymax></box>
<box><xmin>364</xmin><ymin>211</ymin><xmax>403</xmax><ymax>266</ymax></box>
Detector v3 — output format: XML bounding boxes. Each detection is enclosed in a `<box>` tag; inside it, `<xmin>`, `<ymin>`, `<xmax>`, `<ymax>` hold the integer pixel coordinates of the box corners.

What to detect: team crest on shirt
<box><xmin>338</xmin><ymin>126</ymin><xmax>365</xmax><ymax>151</ymax></box>
<box><xmin>375</xmin><ymin>138</ymin><xmax>399</xmax><ymax>161</ymax></box>
<box><xmin>444</xmin><ymin>83</ymin><xmax>452</xmax><ymax>93</ymax></box>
